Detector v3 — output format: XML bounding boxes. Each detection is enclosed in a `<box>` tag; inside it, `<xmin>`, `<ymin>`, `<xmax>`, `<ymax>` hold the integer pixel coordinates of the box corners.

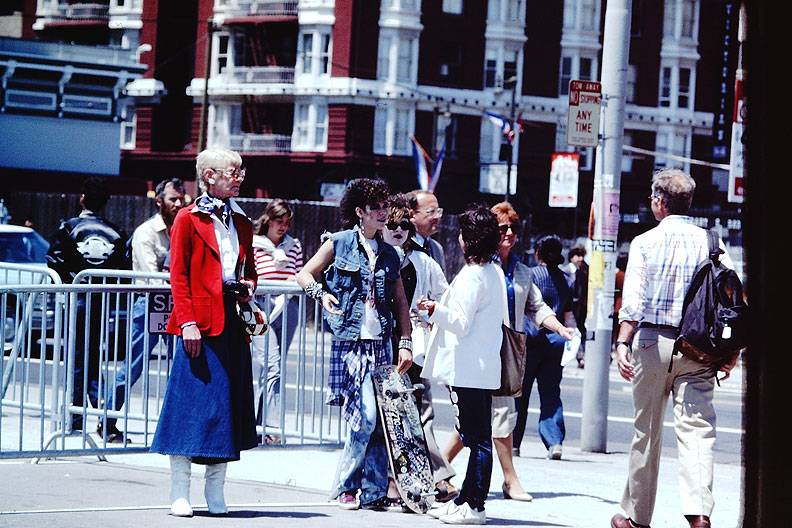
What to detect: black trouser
<box><xmin>450</xmin><ymin>386</ymin><xmax>493</xmax><ymax>510</ymax></box>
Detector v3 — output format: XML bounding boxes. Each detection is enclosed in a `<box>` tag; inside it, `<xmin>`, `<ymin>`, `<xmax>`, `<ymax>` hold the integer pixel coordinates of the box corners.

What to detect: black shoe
<box><xmin>360</xmin><ymin>496</ymin><xmax>390</xmax><ymax>511</ymax></box>
<box><xmin>97</xmin><ymin>422</ymin><xmax>129</xmax><ymax>444</ymax></box>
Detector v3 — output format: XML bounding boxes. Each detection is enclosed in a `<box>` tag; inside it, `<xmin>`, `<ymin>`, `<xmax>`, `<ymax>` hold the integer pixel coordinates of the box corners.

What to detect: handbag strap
<box><xmin>492</xmin><ymin>263</ymin><xmax>511</xmax><ymax>328</ymax></box>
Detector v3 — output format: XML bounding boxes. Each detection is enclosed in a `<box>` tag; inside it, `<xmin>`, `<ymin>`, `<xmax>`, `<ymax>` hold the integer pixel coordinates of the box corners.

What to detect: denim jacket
<box><xmin>323</xmin><ymin>226</ymin><xmax>401</xmax><ymax>340</ymax></box>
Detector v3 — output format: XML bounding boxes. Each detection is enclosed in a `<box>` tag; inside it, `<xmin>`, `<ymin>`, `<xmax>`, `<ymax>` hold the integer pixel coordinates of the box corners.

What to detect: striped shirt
<box><xmin>618</xmin><ymin>215</ymin><xmax>734</xmax><ymax>327</ymax></box>
<box><xmin>253</xmin><ymin>234</ymin><xmax>303</xmax><ymax>280</ymax></box>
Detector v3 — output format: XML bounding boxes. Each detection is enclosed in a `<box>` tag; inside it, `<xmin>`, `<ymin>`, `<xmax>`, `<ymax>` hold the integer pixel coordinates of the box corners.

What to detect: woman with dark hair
<box><xmin>251</xmin><ymin>199</ymin><xmax>303</xmax><ymax>444</ymax></box>
<box><xmin>417</xmin><ymin>204</ymin><xmax>506</xmax><ymax>525</ymax></box>
<box><xmin>512</xmin><ymin>234</ymin><xmax>576</xmax><ymax>461</ymax></box>
<box><xmin>295</xmin><ymin>178</ymin><xmax>414</xmax><ymax>511</ymax></box>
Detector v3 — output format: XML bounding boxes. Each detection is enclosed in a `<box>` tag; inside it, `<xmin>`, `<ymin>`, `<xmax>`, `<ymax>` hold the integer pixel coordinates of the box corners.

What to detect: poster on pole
<box><xmin>548</xmin><ymin>153</ymin><xmax>579</xmax><ymax>208</ymax></box>
<box><xmin>567</xmin><ymin>80</ymin><xmax>602</xmax><ymax>147</ymax></box>
<box><xmin>728</xmin><ymin>77</ymin><xmax>745</xmax><ymax>204</ymax></box>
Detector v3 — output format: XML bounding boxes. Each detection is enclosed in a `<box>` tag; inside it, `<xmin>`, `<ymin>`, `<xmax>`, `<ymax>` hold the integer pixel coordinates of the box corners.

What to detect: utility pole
<box><xmin>197</xmin><ymin>18</ymin><xmax>215</xmax><ymax>152</ymax></box>
<box><xmin>580</xmin><ymin>0</ymin><xmax>632</xmax><ymax>453</ymax></box>
<box><xmin>504</xmin><ymin>75</ymin><xmax>518</xmax><ymax>202</ymax></box>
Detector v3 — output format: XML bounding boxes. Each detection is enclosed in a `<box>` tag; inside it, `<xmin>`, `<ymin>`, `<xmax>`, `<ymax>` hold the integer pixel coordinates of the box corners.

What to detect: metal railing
<box><xmin>214</xmin><ymin>0</ymin><xmax>299</xmax><ymax>17</ymax></box>
<box><xmin>229</xmin><ymin>133</ymin><xmax>293</xmax><ymax>153</ymax></box>
<box><xmin>222</xmin><ymin>66</ymin><xmax>295</xmax><ymax>84</ymax></box>
<box><xmin>1</xmin><ymin>272</ymin><xmax>346</xmax><ymax>460</ymax></box>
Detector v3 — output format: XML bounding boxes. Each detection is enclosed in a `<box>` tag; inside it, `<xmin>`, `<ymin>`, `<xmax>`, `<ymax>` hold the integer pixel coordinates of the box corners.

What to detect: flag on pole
<box><xmin>410</xmin><ymin>135</ymin><xmax>445</xmax><ymax>191</ymax></box>
<box><xmin>428</xmin><ymin>142</ymin><xmax>445</xmax><ymax>192</ymax></box>
<box><xmin>486</xmin><ymin>111</ymin><xmax>520</xmax><ymax>143</ymax></box>
<box><xmin>410</xmin><ymin>135</ymin><xmax>431</xmax><ymax>191</ymax></box>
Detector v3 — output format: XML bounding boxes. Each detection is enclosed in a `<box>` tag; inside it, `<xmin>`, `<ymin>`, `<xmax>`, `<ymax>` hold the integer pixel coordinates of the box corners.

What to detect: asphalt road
<box><xmin>428</xmin><ymin>363</ymin><xmax>745</xmax><ymax>465</ymax></box>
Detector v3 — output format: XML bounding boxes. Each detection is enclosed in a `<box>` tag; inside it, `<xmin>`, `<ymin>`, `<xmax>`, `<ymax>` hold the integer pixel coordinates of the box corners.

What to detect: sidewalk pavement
<box><xmin>0</xmin><ymin>426</ymin><xmax>742</xmax><ymax>528</ymax></box>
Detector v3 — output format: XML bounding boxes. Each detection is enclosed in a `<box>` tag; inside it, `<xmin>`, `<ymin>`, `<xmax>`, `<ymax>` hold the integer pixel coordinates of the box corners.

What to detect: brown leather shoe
<box><xmin>685</xmin><ymin>515</ymin><xmax>711</xmax><ymax>528</ymax></box>
<box><xmin>611</xmin><ymin>513</ymin><xmax>651</xmax><ymax>528</ymax></box>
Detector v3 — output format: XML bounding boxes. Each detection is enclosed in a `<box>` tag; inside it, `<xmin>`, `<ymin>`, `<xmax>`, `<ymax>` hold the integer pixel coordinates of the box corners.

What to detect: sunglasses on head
<box><xmin>498</xmin><ymin>223</ymin><xmax>516</xmax><ymax>234</ymax></box>
<box><xmin>386</xmin><ymin>220</ymin><xmax>412</xmax><ymax>231</ymax></box>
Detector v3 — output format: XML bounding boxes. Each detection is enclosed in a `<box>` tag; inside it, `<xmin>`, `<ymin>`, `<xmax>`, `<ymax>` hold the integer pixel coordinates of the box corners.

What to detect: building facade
<box><xmin>13</xmin><ymin>0</ymin><xmax>741</xmax><ymax>239</ymax></box>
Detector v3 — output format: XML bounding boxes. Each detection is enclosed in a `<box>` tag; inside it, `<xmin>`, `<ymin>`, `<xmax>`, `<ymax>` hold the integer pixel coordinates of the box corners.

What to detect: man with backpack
<box><xmin>610</xmin><ymin>169</ymin><xmax>739</xmax><ymax>528</ymax></box>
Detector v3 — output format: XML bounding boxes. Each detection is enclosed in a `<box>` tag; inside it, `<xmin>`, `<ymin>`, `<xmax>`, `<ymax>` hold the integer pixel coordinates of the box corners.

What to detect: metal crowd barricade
<box><xmin>1</xmin><ymin>263</ymin><xmax>65</xmax><ymax>455</ymax></box>
<box><xmin>1</xmin><ymin>271</ymin><xmax>346</xmax><ymax>460</ymax></box>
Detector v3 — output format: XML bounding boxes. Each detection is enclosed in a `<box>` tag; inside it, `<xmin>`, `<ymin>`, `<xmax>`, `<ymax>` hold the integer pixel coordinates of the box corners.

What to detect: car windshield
<box><xmin>0</xmin><ymin>231</ymin><xmax>50</xmax><ymax>263</ymax></box>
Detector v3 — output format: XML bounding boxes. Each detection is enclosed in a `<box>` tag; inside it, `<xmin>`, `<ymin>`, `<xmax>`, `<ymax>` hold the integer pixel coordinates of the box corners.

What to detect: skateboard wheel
<box><xmin>400</xmin><ymin>467</ymin><xmax>407</xmax><ymax>474</ymax></box>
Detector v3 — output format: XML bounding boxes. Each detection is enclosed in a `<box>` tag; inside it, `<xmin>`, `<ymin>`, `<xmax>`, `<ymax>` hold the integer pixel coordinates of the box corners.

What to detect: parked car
<box><xmin>1</xmin><ymin>225</ymin><xmax>55</xmax><ymax>355</ymax></box>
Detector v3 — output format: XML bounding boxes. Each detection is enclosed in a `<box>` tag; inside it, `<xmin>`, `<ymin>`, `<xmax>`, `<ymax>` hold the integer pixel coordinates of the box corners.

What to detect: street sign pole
<box><xmin>580</xmin><ymin>0</ymin><xmax>632</xmax><ymax>453</ymax></box>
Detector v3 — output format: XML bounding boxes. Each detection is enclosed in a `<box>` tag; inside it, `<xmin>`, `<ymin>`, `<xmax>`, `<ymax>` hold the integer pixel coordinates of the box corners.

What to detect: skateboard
<box><xmin>372</xmin><ymin>365</ymin><xmax>435</xmax><ymax>514</ymax></box>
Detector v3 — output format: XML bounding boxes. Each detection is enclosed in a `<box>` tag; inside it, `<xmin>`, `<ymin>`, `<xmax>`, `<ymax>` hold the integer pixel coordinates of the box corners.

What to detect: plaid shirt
<box><xmin>327</xmin><ymin>339</ymin><xmax>390</xmax><ymax>432</ymax></box>
<box><xmin>618</xmin><ymin>215</ymin><xmax>734</xmax><ymax>328</ymax></box>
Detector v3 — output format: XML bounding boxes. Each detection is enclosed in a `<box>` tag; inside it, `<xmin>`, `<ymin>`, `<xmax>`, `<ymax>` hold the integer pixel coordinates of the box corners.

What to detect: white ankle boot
<box><xmin>204</xmin><ymin>463</ymin><xmax>228</xmax><ymax>514</ymax></box>
<box><xmin>169</xmin><ymin>456</ymin><xmax>193</xmax><ymax>517</ymax></box>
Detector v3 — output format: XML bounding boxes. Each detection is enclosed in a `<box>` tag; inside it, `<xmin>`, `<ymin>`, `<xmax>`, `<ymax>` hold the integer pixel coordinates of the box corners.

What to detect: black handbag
<box><xmin>494</xmin><ymin>323</ymin><xmax>527</xmax><ymax>397</ymax></box>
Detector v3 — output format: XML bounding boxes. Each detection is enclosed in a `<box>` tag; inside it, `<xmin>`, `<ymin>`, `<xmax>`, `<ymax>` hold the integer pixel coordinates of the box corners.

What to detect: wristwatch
<box><xmin>616</xmin><ymin>340</ymin><xmax>632</xmax><ymax>351</ymax></box>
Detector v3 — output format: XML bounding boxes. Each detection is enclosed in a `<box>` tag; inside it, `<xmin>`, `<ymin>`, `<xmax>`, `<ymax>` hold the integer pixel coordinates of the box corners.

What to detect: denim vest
<box><xmin>323</xmin><ymin>226</ymin><xmax>401</xmax><ymax>340</ymax></box>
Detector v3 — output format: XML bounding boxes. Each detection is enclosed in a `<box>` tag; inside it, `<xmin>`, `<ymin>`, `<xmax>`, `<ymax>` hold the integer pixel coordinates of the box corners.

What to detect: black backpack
<box><xmin>672</xmin><ymin>230</ymin><xmax>748</xmax><ymax>372</ymax></box>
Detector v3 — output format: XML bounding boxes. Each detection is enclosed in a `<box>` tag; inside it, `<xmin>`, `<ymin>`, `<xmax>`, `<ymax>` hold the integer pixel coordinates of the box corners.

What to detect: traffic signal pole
<box><xmin>580</xmin><ymin>0</ymin><xmax>632</xmax><ymax>452</ymax></box>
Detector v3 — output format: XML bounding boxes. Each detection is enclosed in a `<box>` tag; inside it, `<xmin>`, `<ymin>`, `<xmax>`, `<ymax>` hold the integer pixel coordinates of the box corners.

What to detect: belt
<box><xmin>638</xmin><ymin>322</ymin><xmax>677</xmax><ymax>331</ymax></box>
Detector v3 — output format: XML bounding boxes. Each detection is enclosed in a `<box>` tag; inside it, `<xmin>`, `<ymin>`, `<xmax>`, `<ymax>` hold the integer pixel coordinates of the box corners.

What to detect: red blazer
<box><xmin>166</xmin><ymin>203</ymin><xmax>257</xmax><ymax>337</ymax></box>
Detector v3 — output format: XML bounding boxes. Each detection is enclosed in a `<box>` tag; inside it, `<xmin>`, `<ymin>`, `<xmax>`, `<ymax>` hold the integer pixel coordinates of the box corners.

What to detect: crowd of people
<box><xmin>43</xmin><ymin>148</ymin><xmax>737</xmax><ymax>528</ymax></box>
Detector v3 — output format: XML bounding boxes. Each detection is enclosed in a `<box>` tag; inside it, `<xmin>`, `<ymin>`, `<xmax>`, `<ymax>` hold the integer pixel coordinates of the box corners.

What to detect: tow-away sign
<box><xmin>567</xmin><ymin>80</ymin><xmax>602</xmax><ymax>147</ymax></box>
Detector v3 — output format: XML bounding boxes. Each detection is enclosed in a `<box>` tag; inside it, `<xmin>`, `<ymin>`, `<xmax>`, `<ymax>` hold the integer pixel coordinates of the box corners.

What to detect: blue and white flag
<box><xmin>485</xmin><ymin>111</ymin><xmax>511</xmax><ymax>136</ymax></box>
<box><xmin>410</xmin><ymin>135</ymin><xmax>445</xmax><ymax>191</ymax></box>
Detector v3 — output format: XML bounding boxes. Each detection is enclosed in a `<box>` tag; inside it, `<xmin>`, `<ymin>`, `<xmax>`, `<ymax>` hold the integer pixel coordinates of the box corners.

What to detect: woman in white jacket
<box><xmin>418</xmin><ymin>205</ymin><xmax>505</xmax><ymax>525</ymax></box>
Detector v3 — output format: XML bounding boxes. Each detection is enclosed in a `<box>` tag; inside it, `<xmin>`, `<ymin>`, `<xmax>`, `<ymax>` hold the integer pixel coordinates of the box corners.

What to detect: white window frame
<box><xmin>580</xmin><ymin>0</ymin><xmax>598</xmax><ymax>31</ymax></box>
<box><xmin>680</xmin><ymin>0</ymin><xmax>697</xmax><ymax>38</ymax></box>
<box><xmin>297</xmin><ymin>30</ymin><xmax>333</xmax><ymax>77</ymax></box>
<box><xmin>659</xmin><ymin>62</ymin><xmax>696</xmax><ymax>110</ymax></box>
<box><xmin>677</xmin><ymin>66</ymin><xmax>692</xmax><ymax>109</ymax></box>
<box><xmin>213</xmin><ymin>33</ymin><xmax>232</xmax><ymax>76</ymax></box>
<box><xmin>563</xmin><ymin>0</ymin><xmax>576</xmax><ymax>29</ymax></box>
<box><xmin>484</xmin><ymin>47</ymin><xmax>498</xmax><ymax>88</ymax></box>
<box><xmin>292</xmin><ymin>100</ymin><xmax>328</xmax><ymax>151</ymax></box>
<box><xmin>654</xmin><ymin>129</ymin><xmax>689</xmax><ymax>172</ymax></box>
<box><xmin>120</xmin><ymin>107</ymin><xmax>136</xmax><ymax>150</ymax></box>
<box><xmin>442</xmin><ymin>0</ymin><xmax>463</xmax><ymax>15</ymax></box>
<box><xmin>664</xmin><ymin>0</ymin><xmax>699</xmax><ymax>40</ymax></box>
<box><xmin>488</xmin><ymin>0</ymin><xmax>501</xmax><ymax>21</ymax></box>
<box><xmin>373</xmin><ymin>101</ymin><xmax>415</xmax><ymax>156</ymax></box>
<box><xmin>659</xmin><ymin>66</ymin><xmax>672</xmax><ymax>107</ymax></box>
<box><xmin>559</xmin><ymin>54</ymin><xmax>597</xmax><ymax>95</ymax></box>
<box><xmin>559</xmin><ymin>56</ymin><xmax>572</xmax><ymax>95</ymax></box>
<box><xmin>396</xmin><ymin>37</ymin><xmax>414</xmax><ymax>83</ymax></box>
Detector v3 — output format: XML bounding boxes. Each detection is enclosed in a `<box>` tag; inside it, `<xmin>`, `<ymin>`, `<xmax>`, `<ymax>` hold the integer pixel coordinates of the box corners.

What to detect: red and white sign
<box><xmin>567</xmin><ymin>80</ymin><xmax>602</xmax><ymax>147</ymax></box>
<box><xmin>728</xmin><ymin>77</ymin><xmax>745</xmax><ymax>204</ymax></box>
<box><xmin>548</xmin><ymin>153</ymin><xmax>579</xmax><ymax>208</ymax></box>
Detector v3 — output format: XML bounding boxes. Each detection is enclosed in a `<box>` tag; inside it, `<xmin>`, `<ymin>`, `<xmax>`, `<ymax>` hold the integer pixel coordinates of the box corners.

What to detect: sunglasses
<box><xmin>386</xmin><ymin>220</ymin><xmax>412</xmax><ymax>231</ymax></box>
<box><xmin>498</xmin><ymin>223</ymin><xmax>516</xmax><ymax>234</ymax></box>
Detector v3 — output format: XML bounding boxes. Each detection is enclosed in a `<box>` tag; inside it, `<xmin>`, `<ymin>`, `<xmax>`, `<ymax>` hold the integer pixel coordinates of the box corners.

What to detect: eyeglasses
<box><xmin>498</xmin><ymin>223</ymin><xmax>516</xmax><ymax>234</ymax></box>
<box><xmin>648</xmin><ymin>193</ymin><xmax>660</xmax><ymax>201</ymax></box>
<box><xmin>212</xmin><ymin>167</ymin><xmax>246</xmax><ymax>180</ymax></box>
<box><xmin>417</xmin><ymin>207</ymin><xmax>443</xmax><ymax>218</ymax></box>
<box><xmin>386</xmin><ymin>220</ymin><xmax>412</xmax><ymax>231</ymax></box>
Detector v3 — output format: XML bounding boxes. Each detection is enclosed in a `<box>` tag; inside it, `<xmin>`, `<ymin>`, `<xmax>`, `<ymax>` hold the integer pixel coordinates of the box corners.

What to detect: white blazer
<box><xmin>406</xmin><ymin>249</ymin><xmax>448</xmax><ymax>367</ymax></box>
<box><xmin>420</xmin><ymin>262</ymin><xmax>506</xmax><ymax>390</ymax></box>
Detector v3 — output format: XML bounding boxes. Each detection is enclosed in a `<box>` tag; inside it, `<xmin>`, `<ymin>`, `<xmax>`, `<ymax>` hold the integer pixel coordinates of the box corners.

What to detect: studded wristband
<box><xmin>398</xmin><ymin>338</ymin><xmax>413</xmax><ymax>352</ymax></box>
<box><xmin>304</xmin><ymin>281</ymin><xmax>326</xmax><ymax>301</ymax></box>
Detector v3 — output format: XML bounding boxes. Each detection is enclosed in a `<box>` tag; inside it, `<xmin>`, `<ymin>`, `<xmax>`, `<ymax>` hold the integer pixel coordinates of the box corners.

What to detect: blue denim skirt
<box><xmin>150</xmin><ymin>296</ymin><xmax>257</xmax><ymax>464</ymax></box>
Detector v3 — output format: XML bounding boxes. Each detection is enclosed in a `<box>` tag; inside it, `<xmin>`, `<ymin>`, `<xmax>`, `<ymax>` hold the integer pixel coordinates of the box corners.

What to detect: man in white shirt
<box><xmin>102</xmin><ymin>179</ymin><xmax>185</xmax><ymax>442</ymax></box>
<box><xmin>406</xmin><ymin>189</ymin><xmax>456</xmax><ymax>501</ymax></box>
<box><xmin>610</xmin><ymin>169</ymin><xmax>738</xmax><ymax>528</ymax></box>
<box><xmin>408</xmin><ymin>190</ymin><xmax>446</xmax><ymax>274</ymax></box>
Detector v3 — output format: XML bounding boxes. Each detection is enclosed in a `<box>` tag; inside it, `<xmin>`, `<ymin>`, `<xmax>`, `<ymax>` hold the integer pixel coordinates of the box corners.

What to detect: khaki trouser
<box><xmin>622</xmin><ymin>327</ymin><xmax>717</xmax><ymax>525</ymax></box>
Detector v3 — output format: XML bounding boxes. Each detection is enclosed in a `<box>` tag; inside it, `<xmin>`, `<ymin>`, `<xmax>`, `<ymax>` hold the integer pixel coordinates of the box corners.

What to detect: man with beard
<box><xmin>102</xmin><ymin>178</ymin><xmax>185</xmax><ymax>442</ymax></box>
